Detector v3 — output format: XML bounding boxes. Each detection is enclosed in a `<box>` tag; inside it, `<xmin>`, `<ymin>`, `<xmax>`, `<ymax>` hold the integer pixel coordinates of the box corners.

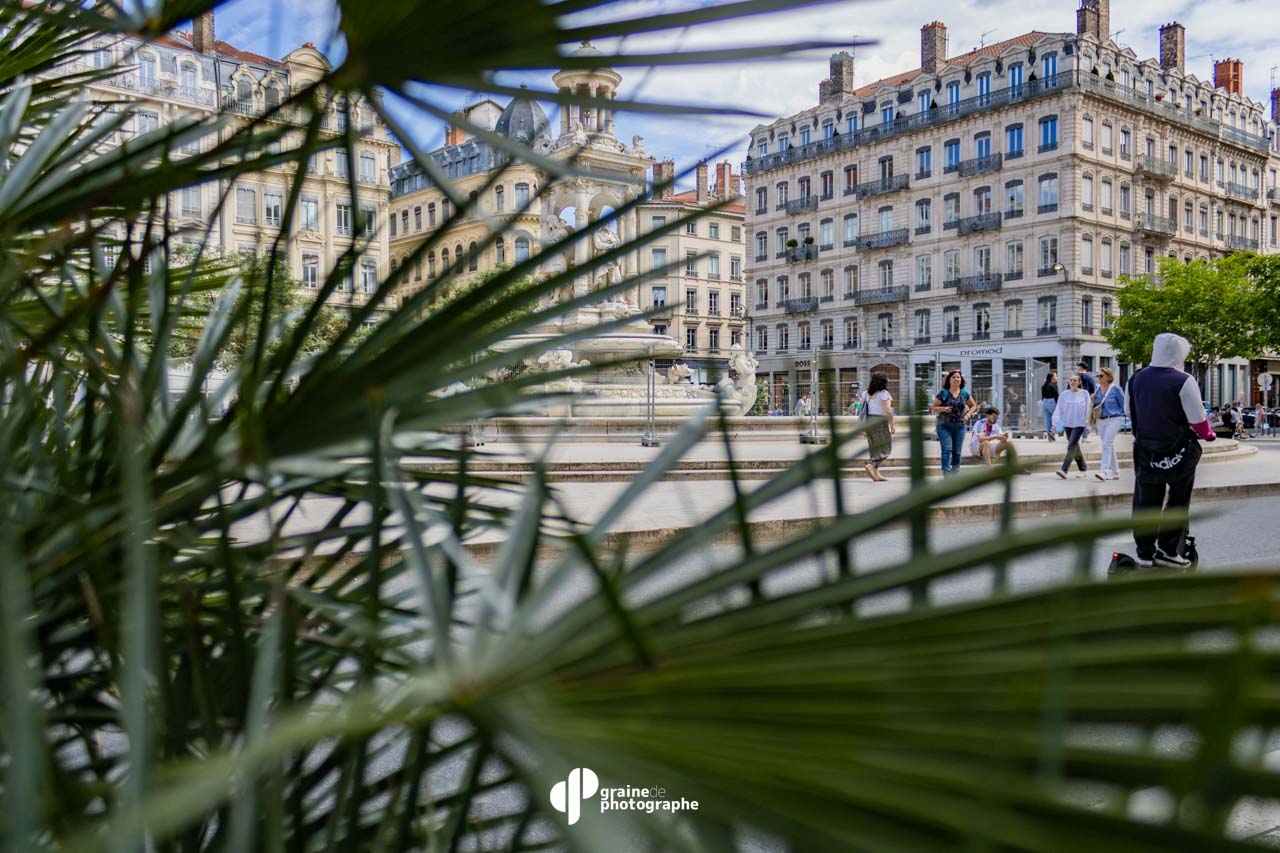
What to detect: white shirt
<box><xmin>865</xmin><ymin>389</ymin><xmax>892</xmax><ymax>416</ymax></box>
<box><xmin>1053</xmin><ymin>388</ymin><xmax>1091</xmax><ymax>429</ymax></box>
<box><xmin>969</xmin><ymin>418</ymin><xmax>1004</xmax><ymax>453</ymax></box>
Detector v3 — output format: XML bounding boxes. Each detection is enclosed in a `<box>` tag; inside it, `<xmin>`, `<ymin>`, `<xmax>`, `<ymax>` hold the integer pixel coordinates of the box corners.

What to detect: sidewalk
<box><xmin>435</xmin><ymin>435</ymin><xmax>1273</xmax><ymax>551</ymax></box>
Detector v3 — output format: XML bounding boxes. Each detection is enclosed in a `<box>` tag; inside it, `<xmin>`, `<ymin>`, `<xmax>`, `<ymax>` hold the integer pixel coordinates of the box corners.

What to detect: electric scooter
<box><xmin>1107</xmin><ymin>533</ymin><xmax>1199</xmax><ymax>576</ymax></box>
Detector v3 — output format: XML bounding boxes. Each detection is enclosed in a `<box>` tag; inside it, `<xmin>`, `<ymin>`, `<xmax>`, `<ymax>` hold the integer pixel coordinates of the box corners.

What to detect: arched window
<box><xmin>441</xmin><ymin>248</ymin><xmax>450</xmax><ymax>270</ymax></box>
<box><xmin>180</xmin><ymin>63</ymin><xmax>197</xmax><ymax>99</ymax></box>
<box><xmin>515</xmin><ymin>237</ymin><xmax>530</xmax><ymax>262</ymax></box>
<box><xmin>428</xmin><ymin>252</ymin><xmax>436</xmax><ymax>278</ymax></box>
<box><xmin>454</xmin><ymin>244</ymin><xmax>464</xmax><ymax>269</ymax></box>
<box><xmin>263</xmin><ymin>83</ymin><xmax>280</xmax><ymax>110</ymax></box>
<box><xmin>468</xmin><ymin>241</ymin><xmax>479</xmax><ymax>271</ymax></box>
<box><xmin>495</xmin><ymin>186</ymin><xmax>505</xmax><ymax>212</ymax></box>
<box><xmin>235</xmin><ymin>78</ymin><xmax>252</xmax><ymax>111</ymax></box>
<box><xmin>496</xmin><ymin>241</ymin><xmax>506</xmax><ymax>265</ymax></box>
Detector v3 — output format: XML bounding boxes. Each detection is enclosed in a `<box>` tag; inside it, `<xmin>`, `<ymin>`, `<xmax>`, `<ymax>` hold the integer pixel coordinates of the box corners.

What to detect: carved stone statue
<box><xmin>593</xmin><ymin>223</ymin><xmax>622</xmax><ymax>254</ymax></box>
<box><xmin>666</xmin><ymin>363</ymin><xmax>693</xmax><ymax>385</ymax></box>
<box><xmin>631</xmin><ymin>134</ymin><xmax>647</xmax><ymax>155</ymax></box>
<box><xmin>540</xmin><ymin>214</ymin><xmax>576</xmax><ymax>303</ymax></box>
<box><xmin>714</xmin><ymin>344</ymin><xmax>761</xmax><ymax>414</ymax></box>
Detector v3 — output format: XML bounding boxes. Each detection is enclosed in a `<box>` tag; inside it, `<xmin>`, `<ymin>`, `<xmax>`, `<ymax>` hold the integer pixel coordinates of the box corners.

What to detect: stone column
<box><xmin>605</xmin><ymin>91</ymin><xmax>616</xmax><ymax>134</ymax></box>
<box><xmin>560</xmin><ymin>88</ymin><xmax>570</xmax><ymax>135</ymax></box>
<box><xmin>574</xmin><ymin>182</ymin><xmax>591</xmax><ymax>297</ymax></box>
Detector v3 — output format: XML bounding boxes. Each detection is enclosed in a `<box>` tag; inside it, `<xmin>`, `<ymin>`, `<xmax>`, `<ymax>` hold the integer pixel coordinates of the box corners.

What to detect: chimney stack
<box><xmin>1075</xmin><ymin>0</ymin><xmax>1109</xmax><ymax>40</ymax></box>
<box><xmin>1271</xmin><ymin>88</ymin><xmax>1280</xmax><ymax>124</ymax></box>
<box><xmin>192</xmin><ymin>11</ymin><xmax>215</xmax><ymax>54</ymax></box>
<box><xmin>1214</xmin><ymin>59</ymin><xmax>1244</xmax><ymax>96</ymax></box>
<box><xmin>695</xmin><ymin>161</ymin><xmax>709</xmax><ymax>203</ymax></box>
<box><xmin>713</xmin><ymin>161</ymin><xmax>741</xmax><ymax>200</ymax></box>
<box><xmin>921</xmin><ymin>22</ymin><xmax>947</xmax><ymax>75</ymax></box>
<box><xmin>652</xmin><ymin>159</ymin><xmax>675</xmax><ymax>200</ymax></box>
<box><xmin>818</xmin><ymin>79</ymin><xmax>833</xmax><ymax>103</ymax></box>
<box><xmin>828</xmin><ymin>51</ymin><xmax>853</xmax><ymax>97</ymax></box>
<box><xmin>1158</xmin><ymin>22</ymin><xmax>1184</xmax><ymax>73</ymax></box>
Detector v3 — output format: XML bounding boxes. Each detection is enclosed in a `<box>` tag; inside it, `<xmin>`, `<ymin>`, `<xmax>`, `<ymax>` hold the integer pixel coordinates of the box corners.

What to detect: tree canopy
<box><xmin>1104</xmin><ymin>254</ymin><xmax>1267</xmax><ymax>367</ymax></box>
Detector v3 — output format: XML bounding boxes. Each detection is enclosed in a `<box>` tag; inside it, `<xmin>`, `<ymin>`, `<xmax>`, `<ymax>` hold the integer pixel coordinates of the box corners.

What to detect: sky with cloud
<box><xmin>212</xmin><ymin>0</ymin><xmax>1280</xmax><ymax>187</ymax></box>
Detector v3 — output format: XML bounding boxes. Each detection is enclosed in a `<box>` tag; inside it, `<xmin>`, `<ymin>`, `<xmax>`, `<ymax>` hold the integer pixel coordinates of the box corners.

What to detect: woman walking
<box><xmin>1053</xmin><ymin>374</ymin><xmax>1092</xmax><ymax>478</ymax></box>
<box><xmin>861</xmin><ymin>372</ymin><xmax>895</xmax><ymax>482</ymax></box>
<box><xmin>930</xmin><ymin>369</ymin><xmax>978</xmax><ymax>475</ymax></box>
<box><xmin>1040</xmin><ymin>371</ymin><xmax>1059</xmax><ymax>442</ymax></box>
<box><xmin>1093</xmin><ymin>367</ymin><xmax>1125</xmax><ymax>480</ymax></box>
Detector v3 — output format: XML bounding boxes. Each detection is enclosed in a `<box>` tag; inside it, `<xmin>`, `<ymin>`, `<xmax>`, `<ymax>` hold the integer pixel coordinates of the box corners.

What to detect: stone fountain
<box><xmin>492</xmin><ymin>214</ymin><xmax>759</xmax><ymax>418</ymax></box>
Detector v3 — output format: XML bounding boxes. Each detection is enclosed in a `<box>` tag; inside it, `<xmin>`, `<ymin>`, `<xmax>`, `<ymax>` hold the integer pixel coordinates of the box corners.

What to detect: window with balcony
<box><xmin>1009</xmin><ymin>62</ymin><xmax>1024</xmax><ymax>96</ymax></box>
<box><xmin>915</xmin><ymin>309</ymin><xmax>931</xmax><ymax>343</ymax></box>
<box><xmin>916</xmin><ymin>146</ymin><xmax>932</xmax><ymax>178</ymax></box>
<box><xmin>877</xmin><ymin>313</ymin><xmax>893</xmax><ymax>347</ymax></box>
<box><xmin>686</xmin><ymin>288</ymin><xmax>699</xmax><ymax>313</ymax></box>
<box><xmin>709</xmin><ymin>254</ymin><xmax>722</xmax><ymax>279</ymax></box>
<box><xmin>777</xmin><ymin>324</ymin><xmax>790</xmax><ymax>351</ymax></box>
<box><xmin>755</xmin><ymin>325</ymin><xmax>768</xmax><ymax>352</ymax></box>
<box><xmin>1081</xmin><ymin>234</ymin><xmax>1093</xmax><ymax>274</ymax></box>
<box><xmin>842</xmin><ymin>214</ymin><xmax>858</xmax><ymax>246</ymax></box>
<box><xmin>1101</xmin><ymin>122</ymin><xmax>1113</xmax><ymax>154</ymax></box>
<box><xmin>820</xmin><ymin>172</ymin><xmax>834</xmax><ymax>200</ymax></box>
<box><xmin>731</xmin><ymin>256</ymin><xmax>742</xmax><ymax>280</ymax></box>
<box><xmin>975</xmin><ymin>133</ymin><xmax>992</xmax><ymax>160</ymax></box>
<box><xmin>686</xmin><ymin>328</ymin><xmax>698</xmax><ymax>351</ymax></box>
<box><xmin>776</xmin><ymin>275</ymin><xmax>790</xmax><ymax>303</ymax></box>
<box><xmin>180</xmin><ymin>64</ymin><xmax>197</xmax><ymax>100</ymax></box>
<box><xmin>974</xmin><ymin>186</ymin><xmax>992</xmax><ymax>216</ymax></box>
<box><xmin>820</xmin><ymin>269</ymin><xmax>835</xmax><ymax>300</ymax></box>
<box><xmin>1038</xmin><ymin>115</ymin><xmax>1058</xmax><ymax>152</ymax></box>
<box><xmin>1042</xmin><ymin>52</ymin><xmax>1058</xmax><ymax>82</ymax></box>
<box><xmin>755</xmin><ymin>232</ymin><xmax>767</xmax><ymax>261</ymax></box>
<box><xmin>1038</xmin><ymin>236</ymin><xmax>1058</xmax><ymax>275</ymax></box>
<box><xmin>943</xmin><ymin>250</ymin><xmax>960</xmax><ymax>286</ymax></box>
<box><xmin>1081</xmin><ymin>296</ymin><xmax>1094</xmax><ymax>334</ymax></box>
<box><xmin>916</xmin><ymin>254</ymin><xmax>932</xmax><ymax>291</ymax></box>
<box><xmin>843</xmin><ymin>265</ymin><xmax>859</xmax><ymax>296</ymax></box>
<box><xmin>944</xmin><ymin>139</ymin><xmax>961</xmax><ymax>172</ymax></box>
<box><xmin>798</xmin><ymin>272</ymin><xmax>812</xmax><ymax>299</ymax></box>
<box><xmin>819</xmin><ymin>219</ymin><xmax>834</xmax><ymax>250</ymax></box>
<box><xmin>332</xmin><ymin>201</ymin><xmax>352</xmax><ymax>237</ymax></box>
<box><xmin>877</xmin><ymin>261</ymin><xmax>893</xmax><ymax>289</ymax></box>
<box><xmin>844</xmin><ymin>317</ymin><xmax>858</xmax><ymax>349</ymax></box>
<box><xmin>686</xmin><ymin>253</ymin><xmax>702</xmax><ymax>279</ymax></box>
<box><xmin>916</xmin><ymin>198</ymin><xmax>931</xmax><ymax>233</ymax></box>
<box><xmin>1005</xmin><ymin>240</ymin><xmax>1024</xmax><ymax>280</ymax></box>
<box><xmin>973</xmin><ymin>305</ymin><xmax>991</xmax><ymax>339</ymax></box>
<box><xmin>755</xmin><ymin>187</ymin><xmax>767</xmax><ymax>213</ymax></box>
<box><xmin>798</xmin><ymin>322</ymin><xmax>811</xmax><ymax>350</ymax></box>
<box><xmin>844</xmin><ymin>165</ymin><xmax>858</xmax><ymax>193</ymax></box>
<box><xmin>776</xmin><ymin>182</ymin><xmax>788</xmax><ymax>206</ymax></box>
<box><xmin>1006</xmin><ymin>180</ymin><xmax>1024</xmax><ymax>218</ymax></box>
<box><xmin>1119</xmin><ymin>242</ymin><xmax>1130</xmax><ymax>276</ymax></box>
<box><xmin>334</xmin><ymin>148</ymin><xmax>349</xmax><ymax>179</ymax></box>
<box><xmin>1082</xmin><ymin>115</ymin><xmax>1094</xmax><ymax>149</ymax></box>
<box><xmin>757</xmin><ymin>138</ymin><xmax>768</xmax><ymax>157</ymax></box>
<box><xmin>1100</xmin><ymin>238</ymin><xmax>1113</xmax><ymax>277</ymax></box>
<box><xmin>1006</xmin><ymin>123</ymin><xmax>1024</xmax><ymax>157</ymax></box>
<box><xmin>1005</xmin><ymin>301</ymin><xmax>1022</xmax><ymax>336</ymax></box>
<box><xmin>943</xmin><ymin>307</ymin><xmax>960</xmax><ymax>340</ymax></box>
<box><xmin>946</xmin><ymin>82</ymin><xmax>961</xmax><ymax>115</ymax></box>
<box><xmin>1037</xmin><ymin>173</ymin><xmax>1058</xmax><ymax>213</ymax></box>
<box><xmin>708</xmin><ymin>290</ymin><xmax>720</xmax><ymax>316</ymax></box>
<box><xmin>1081</xmin><ymin>174</ymin><xmax>1094</xmax><ymax>211</ymax></box>
<box><xmin>918</xmin><ymin>90</ymin><xmax>931</xmax><ymax>114</ymax></box>
<box><xmin>755</xmin><ymin>278</ymin><xmax>768</xmax><ymax>309</ymax></box>
<box><xmin>943</xmin><ymin>193</ymin><xmax>959</xmax><ymax>229</ymax></box>
<box><xmin>730</xmin><ymin>292</ymin><xmax>743</xmax><ymax>315</ymax></box>
<box><xmin>779</xmin><ymin>136</ymin><xmax>790</xmax><ymax>153</ymax></box>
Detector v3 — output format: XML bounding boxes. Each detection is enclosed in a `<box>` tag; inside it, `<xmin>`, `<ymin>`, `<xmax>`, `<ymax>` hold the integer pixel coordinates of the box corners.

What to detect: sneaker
<box><xmin>1135</xmin><ymin>556</ymin><xmax>1155</xmax><ymax>567</ymax></box>
<box><xmin>1153</xmin><ymin>550</ymin><xmax>1191</xmax><ymax>568</ymax></box>
<box><xmin>1055</xmin><ymin>470</ymin><xmax>1067</xmax><ymax>479</ymax></box>
<box><xmin>1095</xmin><ymin>473</ymin><xmax>1107</xmax><ymax>482</ymax></box>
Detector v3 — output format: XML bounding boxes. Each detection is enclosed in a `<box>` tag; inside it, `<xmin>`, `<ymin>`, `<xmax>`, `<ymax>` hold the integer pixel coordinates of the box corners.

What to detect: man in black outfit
<box><xmin>1124</xmin><ymin>333</ymin><xmax>1215</xmax><ymax>568</ymax></box>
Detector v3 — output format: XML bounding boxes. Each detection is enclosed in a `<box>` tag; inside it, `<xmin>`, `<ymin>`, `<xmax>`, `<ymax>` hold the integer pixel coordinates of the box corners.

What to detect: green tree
<box><xmin>6</xmin><ymin>3</ymin><xmax>1280</xmax><ymax>852</ymax></box>
<box><xmin>1105</xmin><ymin>255</ymin><xmax>1266</xmax><ymax>372</ymax></box>
<box><xmin>1245</xmin><ymin>253</ymin><xmax>1280</xmax><ymax>354</ymax></box>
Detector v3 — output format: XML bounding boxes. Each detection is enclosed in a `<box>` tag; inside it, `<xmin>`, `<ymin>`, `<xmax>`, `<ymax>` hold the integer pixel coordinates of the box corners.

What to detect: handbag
<box><xmin>858</xmin><ymin>391</ymin><xmax>870</xmax><ymax>423</ymax></box>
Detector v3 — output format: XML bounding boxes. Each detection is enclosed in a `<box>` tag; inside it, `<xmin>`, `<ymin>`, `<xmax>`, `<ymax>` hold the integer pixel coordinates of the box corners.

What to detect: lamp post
<box><xmin>799</xmin><ymin>358</ymin><xmax>827</xmax><ymax>444</ymax></box>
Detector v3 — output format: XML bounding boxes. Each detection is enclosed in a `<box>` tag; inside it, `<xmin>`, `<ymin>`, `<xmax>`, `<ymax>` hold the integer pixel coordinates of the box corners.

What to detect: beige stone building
<box><xmin>639</xmin><ymin>161</ymin><xmax>747</xmax><ymax>383</ymax></box>
<box><xmin>60</xmin><ymin>12</ymin><xmax>398</xmax><ymax>312</ymax></box>
<box><xmin>744</xmin><ymin>0</ymin><xmax>1280</xmax><ymax>416</ymax></box>
<box><xmin>387</xmin><ymin>48</ymin><xmax>749</xmax><ymax>380</ymax></box>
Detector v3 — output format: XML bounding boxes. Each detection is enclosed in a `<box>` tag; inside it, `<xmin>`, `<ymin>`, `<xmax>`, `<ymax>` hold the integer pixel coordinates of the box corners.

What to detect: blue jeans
<box><xmin>1041</xmin><ymin>399</ymin><xmax>1057</xmax><ymax>438</ymax></box>
<box><xmin>936</xmin><ymin>421</ymin><xmax>967</xmax><ymax>474</ymax></box>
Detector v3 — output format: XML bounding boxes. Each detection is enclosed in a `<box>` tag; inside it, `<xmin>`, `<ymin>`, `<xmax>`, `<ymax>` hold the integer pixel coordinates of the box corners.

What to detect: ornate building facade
<box><xmin>61</xmin><ymin>12</ymin><xmax>398</xmax><ymax>311</ymax></box>
<box><xmin>744</xmin><ymin>0</ymin><xmax>1280</xmax><ymax>414</ymax></box>
<box><xmin>387</xmin><ymin>46</ymin><xmax>749</xmax><ymax>378</ymax></box>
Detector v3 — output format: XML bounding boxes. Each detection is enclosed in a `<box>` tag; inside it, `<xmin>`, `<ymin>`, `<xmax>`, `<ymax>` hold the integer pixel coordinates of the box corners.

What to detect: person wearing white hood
<box><xmin>1124</xmin><ymin>333</ymin><xmax>1215</xmax><ymax>567</ymax></box>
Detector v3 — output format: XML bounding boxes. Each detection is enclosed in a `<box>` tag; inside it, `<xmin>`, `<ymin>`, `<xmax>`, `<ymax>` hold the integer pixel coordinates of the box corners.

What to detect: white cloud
<box><xmin>208</xmin><ymin>0</ymin><xmax>1280</xmax><ymax>188</ymax></box>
